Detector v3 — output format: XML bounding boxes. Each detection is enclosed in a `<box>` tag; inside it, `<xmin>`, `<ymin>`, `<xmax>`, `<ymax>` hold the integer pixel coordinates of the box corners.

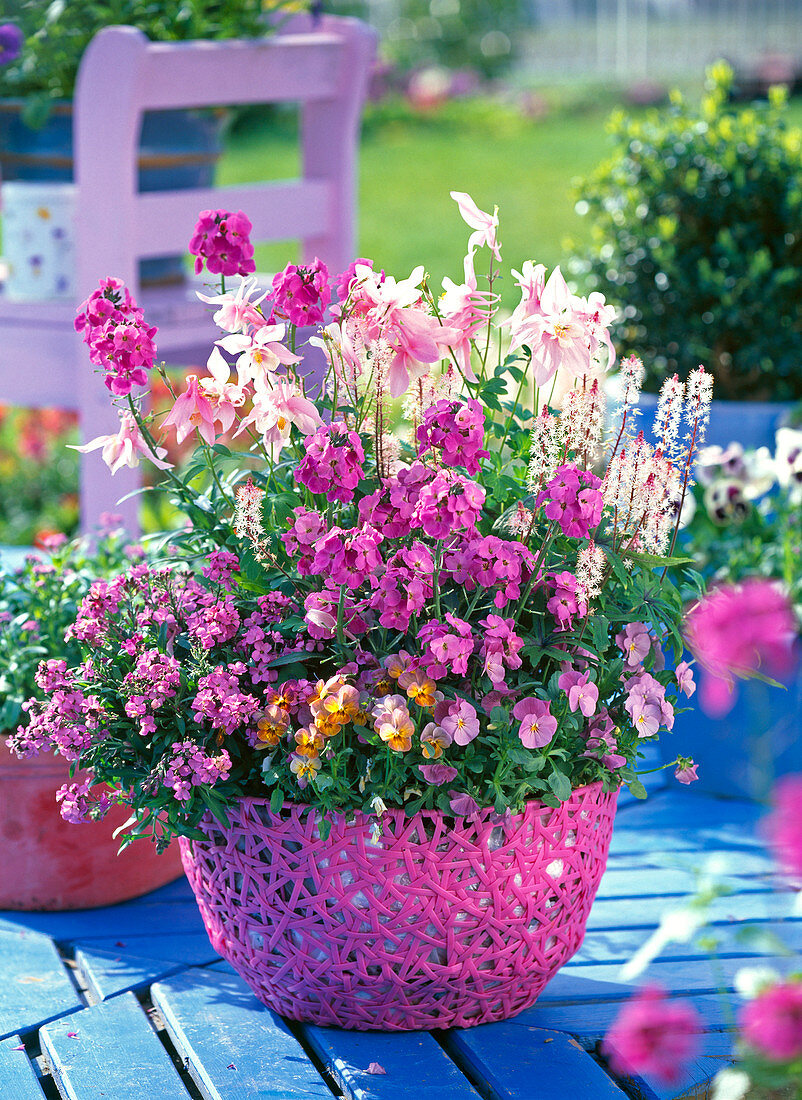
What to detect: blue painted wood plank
<box><xmin>588</xmin><ymin>890</ymin><xmax>798</xmax><ymax>931</ymax></box>
<box><xmin>301</xmin><ymin>1022</ymin><xmax>482</xmax><ymax>1099</ymax></box>
<box><xmin>445</xmin><ymin>1025</ymin><xmax>628</xmax><ymax>1099</ymax></box>
<box><xmin>75</xmin><ymin>932</ymin><xmax>218</xmax><ymax>1000</ymax></box>
<box><xmin>595</xmin><ymin>867</ymin><xmax>771</xmax><ymax>899</ymax></box>
<box><xmin>605</xmin><ymin>1030</ymin><xmax>734</xmax><ymax>1100</ymax></box>
<box><xmin>152</xmin><ymin>964</ymin><xmax>331</xmax><ymax>1099</ymax></box>
<box><xmin>75</xmin><ymin>947</ymin><xmax>186</xmax><ymax>1001</ymax></box>
<box><xmin>0</xmin><ymin>929</ymin><xmax>83</xmax><ymax>1039</ymax></box>
<box><xmin>574</xmin><ymin>919</ymin><xmax>802</xmax><ymax>966</ymax></box>
<box><xmin>40</xmin><ymin>992</ymin><xmax>188</xmax><ymax>1100</ymax></box>
<box><xmin>512</xmin><ymin>991</ymin><xmax>739</xmax><ymax>1042</ymax></box>
<box><xmin>615</xmin><ymin>791</ymin><xmax>762</xmax><ymax>831</ymax></box>
<box><xmin>0</xmin><ymin>1035</ymin><xmax>46</xmax><ymax>1098</ymax></box>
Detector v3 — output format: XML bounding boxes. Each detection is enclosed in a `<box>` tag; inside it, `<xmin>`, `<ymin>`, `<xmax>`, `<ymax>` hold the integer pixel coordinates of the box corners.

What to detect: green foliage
<box><xmin>3</xmin><ymin>0</ymin><xmax>306</xmax><ymax>126</ymax></box>
<box><xmin>0</xmin><ymin>406</ymin><xmax>79</xmax><ymax>545</ymax></box>
<box><xmin>572</xmin><ymin>62</ymin><xmax>802</xmax><ymax>401</ymax></box>
<box><xmin>334</xmin><ymin>0</ymin><xmax>526</xmax><ymax>79</ymax></box>
<box><xmin>0</xmin><ymin>528</ymin><xmax>139</xmax><ymax>732</ymax></box>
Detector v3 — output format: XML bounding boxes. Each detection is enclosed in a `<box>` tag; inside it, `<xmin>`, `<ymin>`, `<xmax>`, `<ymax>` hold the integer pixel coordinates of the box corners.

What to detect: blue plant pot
<box><xmin>668</xmin><ymin>660</ymin><xmax>802</xmax><ymax>803</ymax></box>
<box><xmin>635</xmin><ymin>392</ymin><xmax>794</xmax><ymax>452</ymax></box>
<box><xmin>0</xmin><ymin>101</ymin><xmax>223</xmax><ymax>286</ymax></box>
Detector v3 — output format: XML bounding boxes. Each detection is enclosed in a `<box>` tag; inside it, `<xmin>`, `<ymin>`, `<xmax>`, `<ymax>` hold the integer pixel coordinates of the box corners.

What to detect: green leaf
<box><xmin>626</xmin><ymin>550</ymin><xmax>695</xmax><ymax>567</ymax></box>
<box><xmin>547</xmin><ymin>770</ymin><xmax>572</xmax><ymax>801</ymax></box>
<box><xmin>270</xmin><ymin>788</ymin><xmax>284</xmax><ymax>814</ymax></box>
<box><xmin>315</xmin><ymin>774</ymin><xmax>333</xmax><ymax>791</ymax></box>
<box><xmin>628</xmin><ymin>779</ymin><xmax>648</xmax><ymax>800</ymax></box>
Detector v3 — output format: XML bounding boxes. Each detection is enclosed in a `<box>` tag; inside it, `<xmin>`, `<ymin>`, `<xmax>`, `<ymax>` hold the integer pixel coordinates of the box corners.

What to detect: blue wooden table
<box><xmin>0</xmin><ymin>785</ymin><xmax>789</xmax><ymax>1100</ymax></box>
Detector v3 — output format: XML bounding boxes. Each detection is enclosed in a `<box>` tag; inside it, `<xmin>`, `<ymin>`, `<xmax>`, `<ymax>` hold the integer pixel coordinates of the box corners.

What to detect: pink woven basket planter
<box><xmin>179</xmin><ymin>782</ymin><xmax>618</xmax><ymax>1031</ymax></box>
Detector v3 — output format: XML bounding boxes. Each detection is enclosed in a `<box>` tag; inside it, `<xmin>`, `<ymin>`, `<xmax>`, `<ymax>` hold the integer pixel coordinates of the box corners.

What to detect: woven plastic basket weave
<box><xmin>180</xmin><ymin>782</ymin><xmax>618</xmax><ymax>1030</ymax></box>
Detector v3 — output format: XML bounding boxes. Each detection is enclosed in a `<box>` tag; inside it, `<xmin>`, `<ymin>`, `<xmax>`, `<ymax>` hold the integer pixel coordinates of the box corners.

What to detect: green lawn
<box><xmin>217</xmin><ymin>97</ymin><xmax>615</xmax><ymax>308</ymax></box>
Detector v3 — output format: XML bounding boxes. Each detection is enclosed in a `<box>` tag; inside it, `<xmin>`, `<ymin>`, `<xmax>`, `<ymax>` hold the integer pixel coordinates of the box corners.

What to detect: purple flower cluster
<box><xmin>74</xmin><ymin>277</ymin><xmax>157</xmax><ymax>395</ymax></box>
<box><xmin>415</xmin><ymin>469</ymin><xmax>485</xmax><ymax>539</ymax></box>
<box><xmin>624</xmin><ymin>671</ymin><xmax>674</xmax><ymax>738</ymax></box>
<box><xmin>295</xmin><ymin>421</ymin><xmax>365</xmax><ymax>503</ymax></box>
<box><xmin>271</xmin><ymin>259</ymin><xmax>331</xmax><ymax>327</ymax></box>
<box><xmin>163</xmin><ymin>741</ymin><xmax>232</xmax><ymax>802</ymax></box>
<box><xmin>537</xmin><ymin>464</ymin><xmax>604</xmax><ymax>539</ymax></box>
<box><xmin>192</xmin><ymin>665</ymin><xmax>261</xmax><ymax>736</ymax></box>
<box><xmin>417</xmin><ymin>398</ymin><xmax>488</xmax><ymax>475</ymax></box>
<box><xmin>56</xmin><ymin>779</ymin><xmax>113</xmax><ymax>824</ymax></box>
<box><xmin>189</xmin><ymin>209</ymin><xmax>256</xmax><ymax>277</ymax></box>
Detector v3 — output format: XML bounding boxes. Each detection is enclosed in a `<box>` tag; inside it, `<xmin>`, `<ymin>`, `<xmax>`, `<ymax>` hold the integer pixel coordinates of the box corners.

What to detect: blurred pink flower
<box><xmin>740</xmin><ymin>980</ymin><xmax>802</xmax><ymax>1062</ymax></box>
<box><xmin>765</xmin><ymin>774</ymin><xmax>802</xmax><ymax>877</ymax></box>
<box><xmin>684</xmin><ymin>580</ymin><xmax>796</xmax><ymax>717</ymax></box>
<box><xmin>603</xmin><ymin>985</ymin><xmax>701</xmax><ymax>1083</ymax></box>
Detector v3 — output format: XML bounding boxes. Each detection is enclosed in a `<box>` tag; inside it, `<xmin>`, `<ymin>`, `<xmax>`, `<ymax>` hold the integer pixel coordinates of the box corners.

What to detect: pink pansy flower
<box><xmin>216</xmin><ymin>325</ymin><xmax>300</xmax><ymax>387</ymax></box>
<box><xmin>616</xmin><ymin>622</ymin><xmax>652</xmax><ymax>668</ymax></box>
<box><xmin>162</xmin><ymin>375</ymin><xmax>217</xmax><ymax>445</ymax></box>
<box><xmin>765</xmin><ymin>774</ymin><xmax>802</xmax><ymax>878</ymax></box>
<box><xmin>450</xmin><ymin>191</ymin><xmax>501</xmax><ymax>262</ymax></box>
<box><xmin>448</xmin><ymin>791</ymin><xmax>480</xmax><ymax>816</ymax></box>
<box><xmin>558</xmin><ymin>668</ymin><xmax>598</xmax><ymax>718</ymax></box>
<box><xmin>512</xmin><ymin>697</ymin><xmax>557</xmax><ymax>749</ymax></box>
<box><xmin>74</xmin><ymin>413</ymin><xmax>172</xmax><ymax>474</ymax></box>
<box><xmin>196</xmin><ymin>275</ymin><xmax>269</xmax><ymax>333</ymax></box>
<box><xmin>603</xmin><ymin>986</ymin><xmax>701</xmax><ymax>1084</ymax></box>
<box><xmin>740</xmin><ymin>980</ymin><xmax>802</xmax><ymax>1062</ymax></box>
<box><xmin>674</xmin><ymin>758</ymin><xmax>699</xmax><ymax>785</ymax></box>
<box><xmin>419</xmin><ymin>763</ymin><xmax>458</xmax><ymax>785</ymax></box>
<box><xmin>440</xmin><ymin>698</ymin><xmax>480</xmax><ymax>746</ymax></box>
<box><xmin>675</xmin><ymin>661</ymin><xmax>696</xmax><ymax>698</ymax></box>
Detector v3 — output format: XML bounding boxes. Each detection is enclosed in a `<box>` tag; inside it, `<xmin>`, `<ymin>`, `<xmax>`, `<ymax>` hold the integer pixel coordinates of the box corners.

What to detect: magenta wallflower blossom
<box><xmin>417</xmin><ymin>398</ymin><xmax>488</xmax><ymax>475</ymax></box>
<box><xmin>603</xmin><ymin>986</ymin><xmax>701</xmax><ymax>1083</ymax></box>
<box><xmin>765</xmin><ymin>774</ymin><xmax>802</xmax><ymax>878</ymax></box>
<box><xmin>558</xmin><ymin>668</ymin><xmax>598</xmax><ymax>717</ymax></box>
<box><xmin>271</xmin><ymin>259</ymin><xmax>331</xmax><ymax>327</ymax></box>
<box><xmin>684</xmin><ymin>580</ymin><xmax>796</xmax><ymax>717</ymax></box>
<box><xmin>335</xmin><ymin>257</ymin><xmax>373</xmax><ymax>302</ymax></box>
<box><xmin>56</xmin><ymin>779</ymin><xmax>113</xmax><ymax>824</ymax></box>
<box><xmin>189</xmin><ymin>209</ymin><xmax>256</xmax><ymax>278</ymax></box>
<box><xmin>537</xmin><ymin>463</ymin><xmax>603</xmax><ymax>539</ymax></box>
<box><xmin>74</xmin><ymin>277</ymin><xmax>157</xmax><ymax>395</ymax></box>
<box><xmin>512</xmin><ymin>697</ymin><xmax>557</xmax><ymax>749</ymax></box>
<box><xmin>740</xmin><ymin>980</ymin><xmax>802</xmax><ymax>1062</ymax></box>
<box><xmin>415</xmin><ymin>469</ymin><xmax>485</xmax><ymax>540</ymax></box>
<box><xmin>0</xmin><ymin>24</ymin><xmax>23</xmax><ymax>65</ymax></box>
<box><xmin>295</xmin><ymin>421</ymin><xmax>365</xmax><ymax>504</ymax></box>
<box><xmin>547</xmin><ymin>571</ymin><xmax>588</xmax><ymax>631</ymax></box>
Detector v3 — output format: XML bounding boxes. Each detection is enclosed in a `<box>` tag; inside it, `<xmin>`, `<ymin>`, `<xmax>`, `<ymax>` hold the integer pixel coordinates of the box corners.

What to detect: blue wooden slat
<box><xmin>513</xmin><ymin>991</ymin><xmax>739</xmax><ymax>1042</ymax></box>
<box><xmin>595</xmin><ymin>867</ymin><xmax>771</xmax><ymax>899</ymax></box>
<box><xmin>0</xmin><ymin>1035</ymin><xmax>46</xmax><ymax>1098</ymax></box>
<box><xmin>588</xmin><ymin>890</ymin><xmax>798</xmax><ymax>931</ymax></box>
<box><xmin>445</xmin><ymin>1025</ymin><xmax>628</xmax><ymax>1099</ymax></box>
<box><xmin>75</xmin><ymin>934</ymin><xmax>219</xmax><ymax>1000</ymax></box>
<box><xmin>0</xmin><ymin>930</ymin><xmax>83</xmax><ymax>1039</ymax></box>
<box><xmin>152</xmin><ymin>964</ymin><xmax>331</xmax><ymax>1099</ymax></box>
<box><xmin>40</xmin><ymin>992</ymin><xmax>188</xmax><ymax>1100</ymax></box>
<box><xmin>615</xmin><ymin>791</ymin><xmax>762</xmax><ymax>832</ymax></box>
<box><xmin>574</xmin><ymin>919</ymin><xmax>802</xmax><ymax>966</ymax></box>
<box><xmin>301</xmin><ymin>1022</ymin><xmax>482</xmax><ymax>1100</ymax></box>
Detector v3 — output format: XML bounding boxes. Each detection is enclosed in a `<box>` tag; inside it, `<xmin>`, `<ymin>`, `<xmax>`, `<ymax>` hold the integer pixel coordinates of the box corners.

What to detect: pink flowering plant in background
<box><xmin>12</xmin><ymin>194</ymin><xmax>721</xmax><ymax>846</ymax></box>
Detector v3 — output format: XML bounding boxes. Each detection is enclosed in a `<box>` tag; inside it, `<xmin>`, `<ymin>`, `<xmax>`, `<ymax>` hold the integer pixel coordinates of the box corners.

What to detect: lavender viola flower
<box><xmin>0</xmin><ymin>24</ymin><xmax>23</xmax><ymax>65</ymax></box>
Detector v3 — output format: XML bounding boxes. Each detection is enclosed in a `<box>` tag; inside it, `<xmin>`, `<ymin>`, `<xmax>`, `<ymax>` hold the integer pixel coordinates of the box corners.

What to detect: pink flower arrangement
<box><xmin>15</xmin><ymin>192</ymin><xmax>720</xmax><ymax>845</ymax></box>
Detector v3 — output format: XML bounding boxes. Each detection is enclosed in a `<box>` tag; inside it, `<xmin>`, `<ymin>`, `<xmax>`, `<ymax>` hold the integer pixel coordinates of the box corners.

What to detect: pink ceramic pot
<box><xmin>0</xmin><ymin>742</ymin><xmax>184</xmax><ymax>910</ymax></box>
<box><xmin>180</xmin><ymin>782</ymin><xmax>617</xmax><ymax>1031</ymax></box>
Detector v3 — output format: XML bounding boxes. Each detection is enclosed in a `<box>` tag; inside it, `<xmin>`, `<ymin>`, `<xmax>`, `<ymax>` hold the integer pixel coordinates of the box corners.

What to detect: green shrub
<box><xmin>571</xmin><ymin>62</ymin><xmax>802</xmax><ymax>402</ymax></box>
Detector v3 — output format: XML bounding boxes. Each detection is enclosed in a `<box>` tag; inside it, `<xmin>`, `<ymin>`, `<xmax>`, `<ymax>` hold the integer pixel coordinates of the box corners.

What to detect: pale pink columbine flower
<box><xmin>200</xmin><ymin>347</ymin><xmax>247</xmax><ymax>433</ymax></box>
<box><xmin>162</xmin><ymin>375</ymin><xmax>217</xmax><ymax>445</ymax></box>
<box><xmin>449</xmin><ymin>191</ymin><xmax>501</xmax><ymax>262</ymax></box>
<box><xmin>512</xmin><ymin>697</ymin><xmax>557</xmax><ymax>749</ymax></box>
<box><xmin>196</xmin><ymin>275</ymin><xmax>269</xmax><ymax>333</ymax></box>
<box><xmin>216</xmin><ymin>324</ymin><xmax>300</xmax><ymax>388</ymax></box>
<box><xmin>310</xmin><ymin>321</ymin><xmax>364</xmax><ymax>403</ymax></box>
<box><xmin>603</xmin><ymin>986</ymin><xmax>701</xmax><ymax>1083</ymax></box>
<box><xmin>74</xmin><ymin>412</ymin><xmax>172</xmax><ymax>474</ymax></box>
<box><xmin>439</xmin><ymin>251</ymin><xmax>496</xmax><ymax>382</ymax></box>
<box><xmin>243</xmin><ymin>378</ymin><xmax>322</xmax><ymax>457</ymax></box>
<box><xmin>740</xmin><ymin>980</ymin><xmax>802</xmax><ymax>1063</ymax></box>
<box><xmin>574</xmin><ymin>290</ymin><xmax>617</xmax><ymax>369</ymax></box>
<box><xmin>558</xmin><ymin>668</ymin><xmax>598</xmax><ymax>718</ymax></box>
<box><xmin>509</xmin><ymin>266</ymin><xmax>591</xmax><ymax>386</ymax></box>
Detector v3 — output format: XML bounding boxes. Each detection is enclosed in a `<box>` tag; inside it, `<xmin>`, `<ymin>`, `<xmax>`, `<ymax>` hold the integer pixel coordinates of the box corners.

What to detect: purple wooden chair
<box><xmin>0</xmin><ymin>14</ymin><xmax>376</xmax><ymax>533</ymax></box>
